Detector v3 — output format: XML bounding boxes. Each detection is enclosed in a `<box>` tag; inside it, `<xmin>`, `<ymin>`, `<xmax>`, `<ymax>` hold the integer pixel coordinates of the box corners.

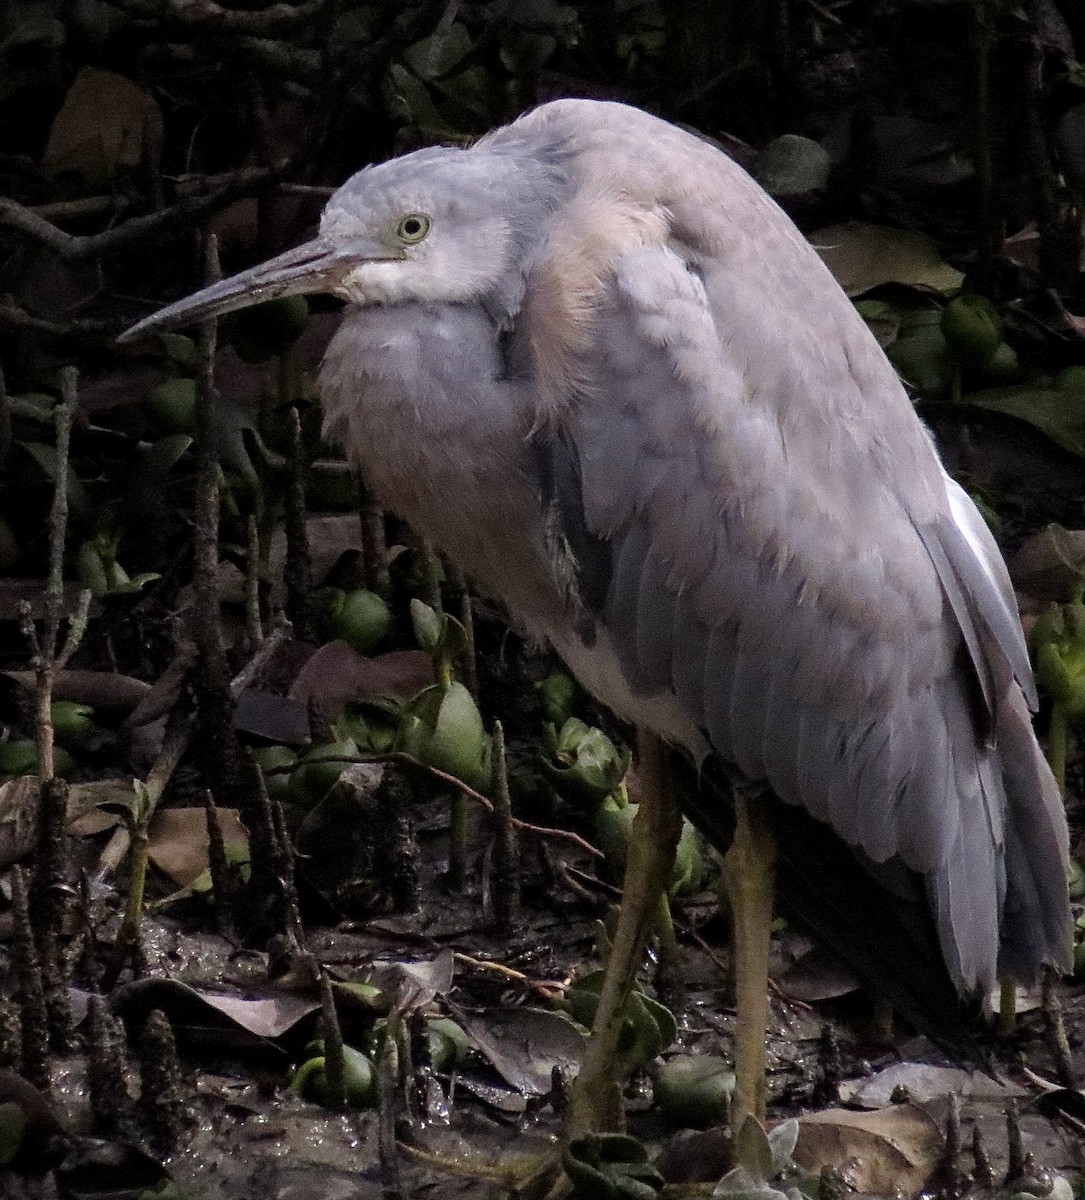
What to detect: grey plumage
<box><xmin>120</xmin><ymin>98</ymin><xmax>1072</xmax><ymax>1000</ymax></box>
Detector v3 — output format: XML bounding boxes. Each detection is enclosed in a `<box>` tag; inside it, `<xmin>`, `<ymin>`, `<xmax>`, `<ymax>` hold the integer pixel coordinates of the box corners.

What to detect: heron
<box><xmin>121</xmin><ymin>99</ymin><xmax>1072</xmax><ymax>1137</ymax></box>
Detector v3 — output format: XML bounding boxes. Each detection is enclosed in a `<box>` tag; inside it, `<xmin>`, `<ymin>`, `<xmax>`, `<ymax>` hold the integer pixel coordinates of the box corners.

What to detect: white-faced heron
<box><xmin>121</xmin><ymin>99</ymin><xmax>1073</xmax><ymax>1135</ymax></box>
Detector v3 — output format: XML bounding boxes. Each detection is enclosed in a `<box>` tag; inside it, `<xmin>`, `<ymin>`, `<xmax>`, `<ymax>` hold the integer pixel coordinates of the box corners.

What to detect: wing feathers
<box><xmin>535</xmin><ymin>238</ymin><xmax>1069</xmax><ymax>995</ymax></box>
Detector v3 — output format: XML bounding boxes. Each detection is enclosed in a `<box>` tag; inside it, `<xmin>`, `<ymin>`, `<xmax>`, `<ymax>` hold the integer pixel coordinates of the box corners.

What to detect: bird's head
<box><xmin>119</xmin><ymin>140</ymin><xmax>570</xmax><ymax>343</ymax></box>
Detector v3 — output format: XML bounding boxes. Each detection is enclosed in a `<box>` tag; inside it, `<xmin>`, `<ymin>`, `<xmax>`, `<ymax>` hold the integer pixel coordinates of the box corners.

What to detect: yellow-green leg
<box><xmin>565</xmin><ymin>729</ymin><xmax>683</xmax><ymax>1137</ymax></box>
<box><xmin>721</xmin><ymin>785</ymin><xmax>776</xmax><ymax>1133</ymax></box>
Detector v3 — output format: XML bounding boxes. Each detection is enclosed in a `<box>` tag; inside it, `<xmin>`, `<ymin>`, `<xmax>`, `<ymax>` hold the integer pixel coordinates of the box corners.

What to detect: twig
<box><xmin>489</xmin><ymin>721</ymin><xmax>519</xmax><ymax>936</ymax></box>
<box><xmin>451</xmin><ymin>953</ymin><xmax>564</xmax><ymax>1001</ymax></box>
<box><xmin>229</xmin><ymin>613</ymin><xmax>290</xmax><ymax>696</ymax></box>
<box><xmin>359</xmin><ymin>494</ymin><xmax>391</xmax><ymax>600</ymax></box>
<box><xmin>104</xmin><ymin>0</ymin><xmax>332</xmax><ymax>37</ymax></box>
<box><xmin>244</xmin><ymin>513</ymin><xmax>264</xmax><ymax>649</ymax></box>
<box><xmin>418</xmin><ymin>539</ymin><xmax>443</xmax><ymax>613</ymax></box>
<box><xmin>0</xmin><ymin>358</ymin><xmax>10</xmax><ymax>465</ymax></box>
<box><xmin>0</xmin><ymin>163</ymin><xmax>287</xmax><ymax>264</ymax></box>
<box><xmin>284</xmin><ymin>406</ymin><xmax>312</xmax><ymax>639</ymax></box>
<box><xmin>0</xmin><ymin>301</ymin><xmax>117</xmax><ymax>338</ymax></box>
<box><xmin>1041</xmin><ymin>966</ymin><xmax>1077</xmax><ymax>1090</ymax></box>
<box><xmin>319</xmin><ymin>970</ymin><xmax>346</xmax><ymax>1109</ymax></box>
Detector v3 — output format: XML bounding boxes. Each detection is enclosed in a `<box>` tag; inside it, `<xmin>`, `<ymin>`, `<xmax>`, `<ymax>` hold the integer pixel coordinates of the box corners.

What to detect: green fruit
<box><xmin>887</xmin><ymin>327</ymin><xmax>953</xmax><ymax>399</ymax></box>
<box><xmin>322</xmin><ymin>588</ymin><xmax>391</xmax><ymax>654</ymax></box>
<box><xmin>1056</xmin><ymin>365</ymin><xmax>1085</xmax><ymax>393</ymax></box>
<box><xmin>292</xmin><ymin>1045</ymin><xmax>376</xmax><ymax>1108</ymax></box>
<box><xmin>397</xmin><ymin>682</ymin><xmax>490</xmax><ymax>789</ymax></box>
<box><xmin>289</xmin><ymin>738</ymin><xmax>358</xmax><ymax>803</ymax></box>
<box><xmin>50</xmin><ymin>701</ymin><xmax>95</xmax><ymax>744</ymax></box>
<box><xmin>0</xmin><ymin>740</ymin><xmax>75</xmax><ymax>778</ymax></box>
<box><xmin>593</xmin><ymin>796</ymin><xmax>636</xmax><ymax>882</ymax></box>
<box><xmin>940</xmin><ymin>295</ymin><xmax>1002</xmax><ymax>367</ymax></box>
<box><xmin>972</xmin><ymin>341</ymin><xmax>1020</xmax><ymax>384</ymax></box>
<box><xmin>162</xmin><ymin>333</ymin><xmax>197</xmax><ymax>372</ymax></box>
<box><xmin>251</xmin><ymin>744</ymin><xmax>298</xmax><ymax>800</ymax></box>
<box><xmin>149</xmin><ymin>378</ymin><xmax>197</xmax><ymax>434</ymax></box>
<box><xmin>654</xmin><ymin>1054</ymin><xmax>735</xmax><ymax>1126</ymax></box>
<box><xmin>427</xmin><ymin>1017</ymin><xmax>469</xmax><ymax>1071</ymax></box>
<box><xmin>222</xmin><ymin>295</ymin><xmax>310</xmax><ymax>363</ymax></box>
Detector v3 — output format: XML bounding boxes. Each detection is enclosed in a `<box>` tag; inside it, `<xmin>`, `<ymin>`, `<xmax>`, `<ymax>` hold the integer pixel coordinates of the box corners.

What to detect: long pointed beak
<box><xmin>118</xmin><ymin>235</ymin><xmax>399</xmax><ymax>343</ymax></box>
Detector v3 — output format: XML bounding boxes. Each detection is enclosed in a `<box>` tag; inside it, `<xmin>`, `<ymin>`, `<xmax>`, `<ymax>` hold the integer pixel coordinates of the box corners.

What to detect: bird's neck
<box><xmin>319</xmin><ymin>301</ymin><xmax>564</xmax><ymax>626</ymax></box>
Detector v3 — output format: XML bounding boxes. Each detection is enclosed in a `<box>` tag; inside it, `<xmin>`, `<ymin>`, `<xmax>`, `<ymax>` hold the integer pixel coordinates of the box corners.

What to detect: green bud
<box><xmin>251</xmin><ymin>744</ymin><xmax>297</xmax><ymax>801</ymax></box>
<box><xmin>427</xmin><ymin>1017</ymin><xmax>469</xmax><ymax>1071</ymax></box>
<box><xmin>321</xmin><ymin>588</ymin><xmax>391</xmax><ymax>654</ymax></box>
<box><xmin>542</xmin><ymin>719</ymin><xmax>628</xmax><ymax>806</ymax></box>
<box><xmin>289</xmin><ymin>738</ymin><xmax>359</xmax><ymax>803</ymax></box>
<box><xmin>292</xmin><ymin>1044</ymin><xmax>376</xmax><ymax>1108</ymax></box>
<box><xmin>50</xmin><ymin>701</ymin><xmax>95</xmax><ymax>744</ymax></box>
<box><xmin>0</xmin><ymin>740</ymin><xmax>75</xmax><ymax>778</ymax></box>
<box><xmin>538</xmin><ymin>672</ymin><xmax>578</xmax><ymax>726</ymax></box>
<box><xmin>940</xmin><ymin>295</ymin><xmax>1002</xmax><ymax>367</ymax></box>
<box><xmin>397</xmin><ymin>682</ymin><xmax>490</xmax><ymax>789</ymax></box>
<box><xmin>654</xmin><ymin>1054</ymin><xmax>735</xmax><ymax>1126</ymax></box>
<box><xmin>149</xmin><ymin>377</ymin><xmax>197</xmax><ymax>435</ymax></box>
<box><xmin>887</xmin><ymin>327</ymin><xmax>953</xmax><ymax>399</ymax></box>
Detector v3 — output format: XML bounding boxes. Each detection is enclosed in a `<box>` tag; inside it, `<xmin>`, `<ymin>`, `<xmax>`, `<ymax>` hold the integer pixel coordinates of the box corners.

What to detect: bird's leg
<box><xmin>722</xmin><ymin>783</ymin><xmax>776</xmax><ymax>1133</ymax></box>
<box><xmin>565</xmin><ymin>729</ymin><xmax>682</xmax><ymax>1138</ymax></box>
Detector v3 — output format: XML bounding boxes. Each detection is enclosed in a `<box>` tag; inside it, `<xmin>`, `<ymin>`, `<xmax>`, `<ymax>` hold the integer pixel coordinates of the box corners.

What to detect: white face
<box><xmin>318</xmin><ymin>151</ymin><xmax>521</xmax><ymax>308</ymax></box>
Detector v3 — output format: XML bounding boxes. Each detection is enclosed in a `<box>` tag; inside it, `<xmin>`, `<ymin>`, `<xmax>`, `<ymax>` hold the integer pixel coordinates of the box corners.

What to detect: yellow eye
<box><xmin>396</xmin><ymin>214</ymin><xmax>431</xmax><ymax>243</ymax></box>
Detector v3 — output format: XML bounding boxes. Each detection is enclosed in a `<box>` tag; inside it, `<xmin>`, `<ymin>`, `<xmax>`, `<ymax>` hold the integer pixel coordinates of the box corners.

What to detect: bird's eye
<box><xmin>396</xmin><ymin>214</ymin><xmax>431</xmax><ymax>243</ymax></box>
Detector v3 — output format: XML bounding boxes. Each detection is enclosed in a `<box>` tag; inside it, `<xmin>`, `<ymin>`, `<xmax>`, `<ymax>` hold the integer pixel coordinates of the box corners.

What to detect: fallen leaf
<box><xmin>776</xmin><ymin>946</ymin><xmax>859</xmax><ymax>1002</ymax></box>
<box><xmin>456</xmin><ymin>1006</ymin><xmax>586</xmax><ymax>1096</ymax></box>
<box><xmin>147</xmin><ymin>806</ymin><xmax>248</xmax><ymax>888</ymax></box>
<box><xmin>289</xmin><ymin>645</ymin><xmax>434</xmax><ymax>714</ymax></box>
<box><xmin>41</xmin><ymin>67</ymin><xmax>163</xmax><ymax>189</ymax></box>
<box><xmin>67</xmin><ymin>778</ymin><xmax>138</xmax><ymax>836</ymax></box>
<box><xmin>110</xmin><ymin>977</ymin><xmax>309</xmax><ymax>1054</ymax></box>
<box><xmin>812</xmin><ymin>222</ymin><xmax>964</xmax><ymax>296</ymax></box>
<box><xmin>838</xmin><ymin>1062</ymin><xmax>1024</xmax><ymax>1108</ymax></box>
<box><xmin>269</xmin><ymin>513</ymin><xmax>365</xmax><ymax>594</ymax></box>
<box><xmin>4</xmin><ymin>669</ymin><xmax>151</xmax><ymax>714</ymax></box>
<box><xmin>379</xmin><ymin>948</ymin><xmax>455</xmax><ymax>1011</ymax></box>
<box><xmin>966</xmin><ymin>386</ymin><xmax>1085</xmax><ymax>461</ymax></box>
<box><xmin>794</xmin><ymin>1103</ymin><xmax>941</xmax><ymax>1195</ymax></box>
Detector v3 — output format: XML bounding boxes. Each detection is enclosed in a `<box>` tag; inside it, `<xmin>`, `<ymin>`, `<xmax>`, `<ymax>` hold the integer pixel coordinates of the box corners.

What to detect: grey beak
<box><xmin>117</xmin><ymin>235</ymin><xmax>398</xmax><ymax>343</ymax></box>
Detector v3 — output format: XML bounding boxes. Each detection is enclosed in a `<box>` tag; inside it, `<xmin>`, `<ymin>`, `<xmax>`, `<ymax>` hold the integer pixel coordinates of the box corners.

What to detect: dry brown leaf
<box><xmin>41</xmin><ymin>68</ymin><xmax>163</xmax><ymax>188</ymax></box>
<box><xmin>269</xmin><ymin>513</ymin><xmax>364</xmax><ymax>598</ymax></box>
<box><xmin>4</xmin><ymin>669</ymin><xmax>151</xmax><ymax>714</ymax></box>
<box><xmin>812</xmin><ymin>222</ymin><xmax>963</xmax><ymax>296</ymax></box>
<box><xmin>147</xmin><ymin>806</ymin><xmax>248</xmax><ymax>888</ymax></box>
<box><xmin>838</xmin><ymin>1062</ymin><xmax>1025</xmax><ymax>1108</ymax></box>
<box><xmin>67</xmin><ymin>778</ymin><xmax>137</xmax><ymax>836</ymax></box>
<box><xmin>794</xmin><ymin>1102</ymin><xmax>942</xmax><ymax>1194</ymax></box>
<box><xmin>289</xmin><ymin>645</ymin><xmax>433</xmax><ymax>714</ymax></box>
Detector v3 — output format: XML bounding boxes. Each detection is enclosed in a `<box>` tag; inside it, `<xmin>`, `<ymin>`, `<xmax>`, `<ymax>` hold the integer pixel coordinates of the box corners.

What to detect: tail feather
<box><xmin>676</xmin><ymin>760</ymin><xmax>985</xmax><ymax>1060</ymax></box>
<box><xmin>996</xmin><ymin>687</ymin><xmax>1072</xmax><ymax>980</ymax></box>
